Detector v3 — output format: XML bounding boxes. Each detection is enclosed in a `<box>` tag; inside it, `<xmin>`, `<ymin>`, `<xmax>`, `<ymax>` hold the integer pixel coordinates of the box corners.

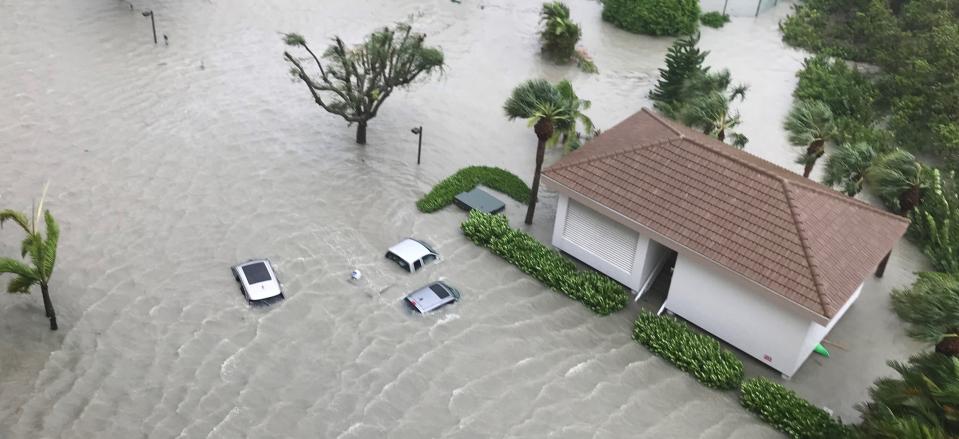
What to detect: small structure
<box><xmin>454</xmin><ymin>188</ymin><xmax>506</xmax><ymax>214</ymax></box>
<box><xmin>700</xmin><ymin>0</ymin><xmax>778</xmax><ymax>17</ymax></box>
<box><xmin>542</xmin><ymin>109</ymin><xmax>909</xmax><ymax>378</ymax></box>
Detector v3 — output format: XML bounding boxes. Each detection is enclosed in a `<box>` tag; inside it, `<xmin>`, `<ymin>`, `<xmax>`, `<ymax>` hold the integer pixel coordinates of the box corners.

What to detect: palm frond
<box><xmin>0</xmin><ymin>257</ymin><xmax>39</xmax><ymax>280</ymax></box>
<box><xmin>783</xmin><ymin>100</ymin><xmax>837</xmax><ymax>147</ymax></box>
<box><xmin>0</xmin><ymin>209</ymin><xmax>30</xmax><ymax>233</ymax></box>
<box><xmin>7</xmin><ymin>275</ymin><xmax>36</xmax><ymax>294</ymax></box>
<box><xmin>41</xmin><ymin>210</ymin><xmax>59</xmax><ymax>281</ymax></box>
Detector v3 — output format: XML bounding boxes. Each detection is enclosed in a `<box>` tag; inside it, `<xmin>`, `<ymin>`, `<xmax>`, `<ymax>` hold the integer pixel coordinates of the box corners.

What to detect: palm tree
<box><xmin>868</xmin><ymin>149</ymin><xmax>933</xmax><ymax>215</ymax></box>
<box><xmin>821</xmin><ymin>142</ymin><xmax>878</xmax><ymax>196</ymax></box>
<box><xmin>553</xmin><ymin>79</ymin><xmax>595</xmax><ymax>150</ymax></box>
<box><xmin>504</xmin><ymin>79</ymin><xmax>580</xmax><ymax>224</ymax></box>
<box><xmin>0</xmin><ymin>189</ymin><xmax>60</xmax><ymax>330</ymax></box>
<box><xmin>539</xmin><ymin>2</ymin><xmax>581</xmax><ymax>62</ymax></box>
<box><xmin>784</xmin><ymin>100</ymin><xmax>838</xmax><ymax>178</ymax></box>
<box><xmin>678</xmin><ymin>71</ymin><xmax>749</xmax><ymax>148</ymax></box>
<box><xmin>891</xmin><ymin>272</ymin><xmax>959</xmax><ymax>357</ymax></box>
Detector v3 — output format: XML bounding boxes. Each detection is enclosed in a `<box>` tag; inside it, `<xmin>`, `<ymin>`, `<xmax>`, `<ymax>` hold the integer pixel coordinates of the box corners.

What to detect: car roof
<box><xmin>387</xmin><ymin>238</ymin><xmax>433</xmax><ymax>263</ymax></box>
<box><xmin>234</xmin><ymin>260</ymin><xmax>282</xmax><ymax>301</ymax></box>
<box><xmin>406</xmin><ymin>282</ymin><xmax>457</xmax><ymax>313</ymax></box>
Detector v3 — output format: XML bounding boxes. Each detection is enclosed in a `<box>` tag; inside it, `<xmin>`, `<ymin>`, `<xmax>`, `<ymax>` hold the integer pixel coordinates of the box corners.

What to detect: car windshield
<box><xmin>242</xmin><ymin>262</ymin><xmax>272</xmax><ymax>284</ymax></box>
<box><xmin>430</xmin><ymin>284</ymin><xmax>450</xmax><ymax>299</ymax></box>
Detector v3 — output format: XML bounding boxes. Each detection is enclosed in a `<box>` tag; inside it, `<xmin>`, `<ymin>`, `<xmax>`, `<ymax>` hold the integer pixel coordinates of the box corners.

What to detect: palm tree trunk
<box><xmin>803</xmin><ymin>140</ymin><xmax>826</xmax><ymax>178</ymax></box>
<box><xmin>40</xmin><ymin>283</ymin><xmax>57</xmax><ymax>331</ymax></box>
<box><xmin>717</xmin><ymin>128</ymin><xmax>725</xmax><ymax>142</ymax></box>
<box><xmin>525</xmin><ymin>139</ymin><xmax>546</xmax><ymax>225</ymax></box>
<box><xmin>899</xmin><ymin>184</ymin><xmax>921</xmax><ymax>215</ymax></box>
<box><xmin>356</xmin><ymin>121</ymin><xmax>368</xmax><ymax>145</ymax></box>
<box><xmin>935</xmin><ymin>331</ymin><xmax>959</xmax><ymax>357</ymax></box>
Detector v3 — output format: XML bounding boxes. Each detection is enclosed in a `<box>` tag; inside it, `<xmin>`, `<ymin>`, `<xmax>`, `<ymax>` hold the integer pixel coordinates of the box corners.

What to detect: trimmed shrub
<box><xmin>461</xmin><ymin>211</ymin><xmax>628</xmax><ymax>315</ymax></box>
<box><xmin>417</xmin><ymin>166</ymin><xmax>530</xmax><ymax>213</ymax></box>
<box><xmin>602</xmin><ymin>0</ymin><xmax>700</xmax><ymax>37</ymax></box>
<box><xmin>632</xmin><ymin>311</ymin><xmax>743</xmax><ymax>389</ymax></box>
<box><xmin>741</xmin><ymin>378</ymin><xmax>854</xmax><ymax>439</ymax></box>
<box><xmin>699</xmin><ymin>12</ymin><xmax>730</xmax><ymax>29</ymax></box>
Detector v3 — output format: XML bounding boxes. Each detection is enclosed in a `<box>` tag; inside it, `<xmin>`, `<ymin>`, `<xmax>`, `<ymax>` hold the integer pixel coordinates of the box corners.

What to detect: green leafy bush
<box><xmin>908</xmin><ymin>169</ymin><xmax>959</xmax><ymax>273</ymax></box>
<box><xmin>461</xmin><ymin>211</ymin><xmax>628</xmax><ymax>315</ymax></box>
<box><xmin>602</xmin><ymin>0</ymin><xmax>700</xmax><ymax>37</ymax></box>
<box><xmin>699</xmin><ymin>12</ymin><xmax>730</xmax><ymax>29</ymax></box>
<box><xmin>740</xmin><ymin>378</ymin><xmax>853</xmax><ymax>439</ymax></box>
<box><xmin>794</xmin><ymin>55</ymin><xmax>878</xmax><ymax>123</ymax></box>
<box><xmin>417</xmin><ymin>166</ymin><xmax>530</xmax><ymax>213</ymax></box>
<box><xmin>540</xmin><ymin>2</ymin><xmax>581</xmax><ymax>62</ymax></box>
<box><xmin>632</xmin><ymin>311</ymin><xmax>743</xmax><ymax>389</ymax></box>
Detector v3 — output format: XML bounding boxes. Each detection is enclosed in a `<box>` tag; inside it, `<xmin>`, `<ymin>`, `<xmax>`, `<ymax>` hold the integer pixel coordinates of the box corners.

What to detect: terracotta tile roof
<box><xmin>543</xmin><ymin>109</ymin><xmax>910</xmax><ymax>319</ymax></box>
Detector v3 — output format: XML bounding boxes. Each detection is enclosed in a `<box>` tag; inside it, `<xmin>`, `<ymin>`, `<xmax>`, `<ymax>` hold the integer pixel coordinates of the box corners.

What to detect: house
<box><xmin>542</xmin><ymin>109</ymin><xmax>909</xmax><ymax>378</ymax></box>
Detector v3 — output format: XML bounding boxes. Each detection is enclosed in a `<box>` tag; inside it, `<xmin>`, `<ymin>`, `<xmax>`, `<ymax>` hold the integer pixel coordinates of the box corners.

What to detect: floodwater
<box><xmin>0</xmin><ymin>0</ymin><xmax>925</xmax><ymax>437</ymax></box>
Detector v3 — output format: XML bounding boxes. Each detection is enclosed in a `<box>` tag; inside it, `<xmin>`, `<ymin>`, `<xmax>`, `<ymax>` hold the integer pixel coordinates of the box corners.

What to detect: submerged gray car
<box><xmin>405</xmin><ymin>281</ymin><xmax>461</xmax><ymax>314</ymax></box>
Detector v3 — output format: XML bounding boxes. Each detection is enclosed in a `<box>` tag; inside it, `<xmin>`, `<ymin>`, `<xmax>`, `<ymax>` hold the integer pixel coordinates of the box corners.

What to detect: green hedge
<box><xmin>632</xmin><ymin>311</ymin><xmax>743</xmax><ymax>389</ymax></box>
<box><xmin>740</xmin><ymin>378</ymin><xmax>853</xmax><ymax>439</ymax></box>
<box><xmin>602</xmin><ymin>0</ymin><xmax>700</xmax><ymax>37</ymax></box>
<box><xmin>416</xmin><ymin>166</ymin><xmax>530</xmax><ymax>213</ymax></box>
<box><xmin>699</xmin><ymin>12</ymin><xmax>730</xmax><ymax>29</ymax></box>
<box><xmin>460</xmin><ymin>211</ymin><xmax>628</xmax><ymax>315</ymax></box>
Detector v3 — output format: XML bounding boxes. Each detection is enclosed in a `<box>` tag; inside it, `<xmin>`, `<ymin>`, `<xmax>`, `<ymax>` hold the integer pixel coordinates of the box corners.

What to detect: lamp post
<box><xmin>411</xmin><ymin>126</ymin><xmax>423</xmax><ymax>165</ymax></box>
<box><xmin>142</xmin><ymin>10</ymin><xmax>157</xmax><ymax>45</ymax></box>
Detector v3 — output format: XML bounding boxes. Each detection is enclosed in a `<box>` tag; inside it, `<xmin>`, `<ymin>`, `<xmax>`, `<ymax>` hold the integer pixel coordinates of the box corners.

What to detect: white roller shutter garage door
<box><xmin>563</xmin><ymin>201</ymin><xmax>638</xmax><ymax>273</ymax></box>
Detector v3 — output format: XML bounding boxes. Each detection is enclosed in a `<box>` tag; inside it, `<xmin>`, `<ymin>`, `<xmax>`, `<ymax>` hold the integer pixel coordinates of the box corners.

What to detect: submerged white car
<box><xmin>385</xmin><ymin>238</ymin><xmax>438</xmax><ymax>273</ymax></box>
<box><xmin>232</xmin><ymin>259</ymin><xmax>284</xmax><ymax>305</ymax></box>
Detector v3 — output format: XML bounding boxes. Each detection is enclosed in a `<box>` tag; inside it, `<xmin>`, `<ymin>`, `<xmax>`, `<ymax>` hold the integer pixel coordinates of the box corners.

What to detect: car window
<box><xmin>414</xmin><ymin>260</ymin><xmax>422</xmax><ymax>270</ymax></box>
<box><xmin>242</xmin><ymin>262</ymin><xmax>272</xmax><ymax>284</ymax></box>
<box><xmin>430</xmin><ymin>284</ymin><xmax>450</xmax><ymax>299</ymax></box>
<box><xmin>423</xmin><ymin>254</ymin><xmax>436</xmax><ymax>263</ymax></box>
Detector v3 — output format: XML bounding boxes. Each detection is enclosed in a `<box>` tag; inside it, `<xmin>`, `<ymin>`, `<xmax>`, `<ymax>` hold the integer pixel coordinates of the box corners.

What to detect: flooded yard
<box><xmin>0</xmin><ymin>0</ymin><xmax>924</xmax><ymax>437</ymax></box>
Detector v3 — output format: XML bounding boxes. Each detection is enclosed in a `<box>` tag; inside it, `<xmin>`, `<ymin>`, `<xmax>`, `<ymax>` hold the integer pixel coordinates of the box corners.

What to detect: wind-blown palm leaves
<box><xmin>821</xmin><ymin>142</ymin><xmax>878</xmax><ymax>196</ymax></box>
<box><xmin>678</xmin><ymin>70</ymin><xmax>749</xmax><ymax>148</ymax></box>
<box><xmin>0</xmin><ymin>187</ymin><xmax>60</xmax><ymax>330</ymax></box>
<box><xmin>539</xmin><ymin>2</ymin><xmax>580</xmax><ymax>61</ymax></box>
<box><xmin>283</xmin><ymin>22</ymin><xmax>444</xmax><ymax>144</ymax></box>
<box><xmin>891</xmin><ymin>272</ymin><xmax>959</xmax><ymax>357</ymax></box>
<box><xmin>857</xmin><ymin>352</ymin><xmax>959</xmax><ymax>437</ymax></box>
<box><xmin>868</xmin><ymin>149</ymin><xmax>935</xmax><ymax>215</ymax></box>
<box><xmin>784</xmin><ymin>100</ymin><xmax>838</xmax><ymax>178</ymax></box>
<box><xmin>504</xmin><ymin>79</ymin><xmax>592</xmax><ymax>224</ymax></box>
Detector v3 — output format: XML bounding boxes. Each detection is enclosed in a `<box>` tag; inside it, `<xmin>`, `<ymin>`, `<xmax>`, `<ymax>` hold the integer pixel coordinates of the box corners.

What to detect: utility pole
<box><xmin>142</xmin><ymin>10</ymin><xmax>157</xmax><ymax>45</ymax></box>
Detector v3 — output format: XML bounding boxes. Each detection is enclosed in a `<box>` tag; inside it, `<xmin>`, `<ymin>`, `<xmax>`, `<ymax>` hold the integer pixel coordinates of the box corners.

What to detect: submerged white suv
<box><xmin>385</xmin><ymin>238</ymin><xmax>438</xmax><ymax>273</ymax></box>
<box><xmin>232</xmin><ymin>259</ymin><xmax>284</xmax><ymax>305</ymax></box>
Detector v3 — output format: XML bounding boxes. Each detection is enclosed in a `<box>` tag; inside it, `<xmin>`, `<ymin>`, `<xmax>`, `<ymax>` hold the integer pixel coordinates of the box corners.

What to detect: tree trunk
<box><xmin>40</xmin><ymin>283</ymin><xmax>57</xmax><ymax>331</ymax></box>
<box><xmin>875</xmin><ymin>251</ymin><xmax>891</xmax><ymax>278</ymax></box>
<box><xmin>935</xmin><ymin>332</ymin><xmax>959</xmax><ymax>357</ymax></box>
<box><xmin>526</xmin><ymin>119</ymin><xmax>554</xmax><ymax>225</ymax></box>
<box><xmin>802</xmin><ymin>139</ymin><xmax>825</xmax><ymax>178</ymax></box>
<box><xmin>717</xmin><ymin>128</ymin><xmax>725</xmax><ymax>142</ymax></box>
<box><xmin>356</xmin><ymin>121</ymin><xmax>368</xmax><ymax>145</ymax></box>
<box><xmin>525</xmin><ymin>139</ymin><xmax>546</xmax><ymax>225</ymax></box>
<box><xmin>899</xmin><ymin>184</ymin><xmax>921</xmax><ymax>215</ymax></box>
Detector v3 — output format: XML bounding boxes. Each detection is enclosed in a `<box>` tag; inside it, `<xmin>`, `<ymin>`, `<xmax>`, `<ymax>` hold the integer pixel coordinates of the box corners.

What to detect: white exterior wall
<box><xmin>551</xmin><ymin>195</ymin><xmax>666</xmax><ymax>293</ymax></box>
<box><xmin>793</xmin><ymin>284</ymin><xmax>863</xmax><ymax>373</ymax></box>
<box><xmin>664</xmin><ymin>253</ymin><xmax>813</xmax><ymax>376</ymax></box>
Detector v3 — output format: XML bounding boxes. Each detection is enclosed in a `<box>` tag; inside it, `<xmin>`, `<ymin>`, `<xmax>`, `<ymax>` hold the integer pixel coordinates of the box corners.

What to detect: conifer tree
<box><xmin>650</xmin><ymin>33</ymin><xmax>707</xmax><ymax>118</ymax></box>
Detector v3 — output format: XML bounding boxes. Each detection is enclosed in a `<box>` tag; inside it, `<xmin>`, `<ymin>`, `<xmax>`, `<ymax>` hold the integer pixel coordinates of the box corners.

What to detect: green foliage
<box><xmin>677</xmin><ymin>70</ymin><xmax>749</xmax><ymax>148</ymax></box>
<box><xmin>504</xmin><ymin>79</ymin><xmax>594</xmax><ymax>151</ymax></box>
<box><xmin>891</xmin><ymin>272</ymin><xmax>959</xmax><ymax>348</ymax></box>
<box><xmin>460</xmin><ymin>211</ymin><xmax>629</xmax><ymax>315</ymax></box>
<box><xmin>821</xmin><ymin>142</ymin><xmax>878</xmax><ymax>196</ymax></box>
<box><xmin>283</xmin><ymin>22</ymin><xmax>444</xmax><ymax>144</ymax></box>
<box><xmin>857</xmin><ymin>352</ymin><xmax>959</xmax><ymax>437</ymax></box>
<box><xmin>794</xmin><ymin>55</ymin><xmax>878</xmax><ymax>123</ymax></box>
<box><xmin>632</xmin><ymin>311</ymin><xmax>743</xmax><ymax>389</ymax></box>
<box><xmin>780</xmin><ymin>0</ymin><xmax>959</xmax><ymax>167</ymax></box>
<box><xmin>699</xmin><ymin>12</ymin><xmax>730</xmax><ymax>29</ymax></box>
<box><xmin>784</xmin><ymin>100</ymin><xmax>837</xmax><ymax>177</ymax></box>
<box><xmin>0</xmin><ymin>195</ymin><xmax>61</xmax><ymax>330</ymax></box>
<box><xmin>867</xmin><ymin>149</ymin><xmax>934</xmax><ymax>213</ymax></box>
<box><xmin>416</xmin><ymin>166</ymin><xmax>530</xmax><ymax>213</ymax></box>
<box><xmin>602</xmin><ymin>0</ymin><xmax>700</xmax><ymax>37</ymax></box>
<box><xmin>908</xmin><ymin>171</ymin><xmax>959</xmax><ymax>273</ymax></box>
<box><xmin>650</xmin><ymin>33</ymin><xmax>708</xmax><ymax>117</ymax></box>
<box><xmin>740</xmin><ymin>378</ymin><xmax>853</xmax><ymax>439</ymax></box>
<box><xmin>539</xmin><ymin>2</ymin><xmax>581</xmax><ymax>62</ymax></box>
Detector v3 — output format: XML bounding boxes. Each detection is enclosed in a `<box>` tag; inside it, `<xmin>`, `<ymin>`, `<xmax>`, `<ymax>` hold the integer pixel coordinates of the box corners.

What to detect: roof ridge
<box><xmin>781</xmin><ymin>180</ymin><xmax>831</xmax><ymax>317</ymax></box>
<box><xmin>546</xmin><ymin>137</ymin><xmax>676</xmax><ymax>173</ymax></box>
<box><xmin>641</xmin><ymin>108</ymin><xmax>685</xmax><ymax>137</ymax></box>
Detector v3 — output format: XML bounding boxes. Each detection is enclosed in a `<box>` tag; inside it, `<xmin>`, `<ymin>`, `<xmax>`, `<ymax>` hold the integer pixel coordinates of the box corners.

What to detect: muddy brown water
<box><xmin>0</xmin><ymin>0</ymin><xmax>926</xmax><ymax>437</ymax></box>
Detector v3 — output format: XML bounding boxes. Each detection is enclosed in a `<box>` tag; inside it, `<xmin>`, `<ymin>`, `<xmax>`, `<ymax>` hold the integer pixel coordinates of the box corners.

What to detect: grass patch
<box><xmin>460</xmin><ymin>211</ymin><xmax>629</xmax><ymax>315</ymax></box>
<box><xmin>416</xmin><ymin>166</ymin><xmax>530</xmax><ymax>213</ymax></box>
<box><xmin>633</xmin><ymin>311</ymin><xmax>744</xmax><ymax>390</ymax></box>
<box><xmin>700</xmin><ymin>12</ymin><xmax>730</xmax><ymax>28</ymax></box>
<box><xmin>740</xmin><ymin>377</ymin><xmax>853</xmax><ymax>439</ymax></box>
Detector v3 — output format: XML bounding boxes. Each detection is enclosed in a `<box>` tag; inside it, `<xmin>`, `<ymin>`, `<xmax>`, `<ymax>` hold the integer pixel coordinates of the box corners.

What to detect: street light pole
<box><xmin>142</xmin><ymin>10</ymin><xmax>157</xmax><ymax>45</ymax></box>
<box><xmin>411</xmin><ymin>126</ymin><xmax>423</xmax><ymax>165</ymax></box>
